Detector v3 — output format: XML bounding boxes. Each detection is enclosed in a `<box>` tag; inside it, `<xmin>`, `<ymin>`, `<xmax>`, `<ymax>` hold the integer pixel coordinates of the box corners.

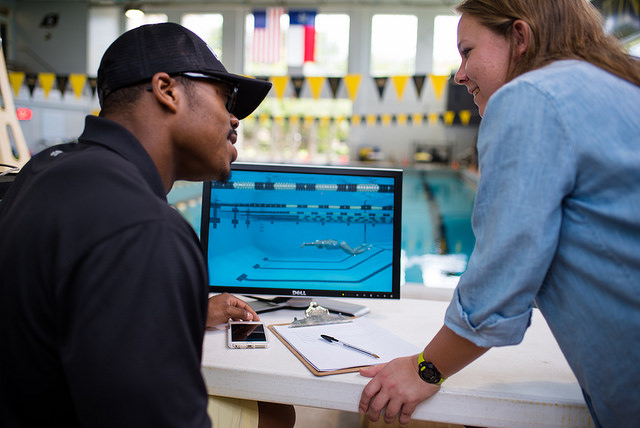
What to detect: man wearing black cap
<box><xmin>0</xmin><ymin>23</ymin><xmax>294</xmax><ymax>428</ymax></box>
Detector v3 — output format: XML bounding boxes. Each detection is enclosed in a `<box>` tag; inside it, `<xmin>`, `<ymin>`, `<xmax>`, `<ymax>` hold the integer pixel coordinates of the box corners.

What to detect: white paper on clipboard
<box><xmin>271</xmin><ymin>317</ymin><xmax>420</xmax><ymax>372</ymax></box>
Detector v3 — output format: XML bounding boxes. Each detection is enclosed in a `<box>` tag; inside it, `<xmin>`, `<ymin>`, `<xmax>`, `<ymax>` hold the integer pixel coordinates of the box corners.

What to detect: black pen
<box><xmin>320</xmin><ymin>334</ymin><xmax>380</xmax><ymax>359</ymax></box>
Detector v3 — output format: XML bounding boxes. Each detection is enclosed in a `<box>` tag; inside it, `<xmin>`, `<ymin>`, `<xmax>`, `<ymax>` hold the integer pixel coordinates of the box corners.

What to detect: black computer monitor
<box><xmin>200</xmin><ymin>162</ymin><xmax>403</xmax><ymax>316</ymax></box>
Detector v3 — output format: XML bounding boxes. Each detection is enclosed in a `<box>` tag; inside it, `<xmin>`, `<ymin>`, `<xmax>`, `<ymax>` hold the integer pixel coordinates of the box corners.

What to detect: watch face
<box><xmin>419</xmin><ymin>362</ymin><xmax>441</xmax><ymax>384</ymax></box>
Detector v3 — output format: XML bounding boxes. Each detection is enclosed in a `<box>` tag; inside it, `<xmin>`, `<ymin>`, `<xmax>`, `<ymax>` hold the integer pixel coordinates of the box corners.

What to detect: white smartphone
<box><xmin>227</xmin><ymin>321</ymin><xmax>269</xmax><ymax>349</ymax></box>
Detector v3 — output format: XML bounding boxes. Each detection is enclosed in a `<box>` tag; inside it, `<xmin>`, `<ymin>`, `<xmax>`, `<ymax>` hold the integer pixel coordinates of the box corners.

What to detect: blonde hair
<box><xmin>455</xmin><ymin>0</ymin><xmax>640</xmax><ymax>86</ymax></box>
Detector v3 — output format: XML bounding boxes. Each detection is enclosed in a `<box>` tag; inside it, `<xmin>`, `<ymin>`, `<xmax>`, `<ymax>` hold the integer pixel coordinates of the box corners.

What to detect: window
<box><xmin>125</xmin><ymin>12</ymin><xmax>167</xmax><ymax>31</ymax></box>
<box><xmin>624</xmin><ymin>32</ymin><xmax>640</xmax><ymax>58</ymax></box>
<box><xmin>181</xmin><ymin>14</ymin><xmax>224</xmax><ymax>59</ymax></box>
<box><xmin>432</xmin><ymin>15</ymin><xmax>461</xmax><ymax>76</ymax></box>
<box><xmin>245</xmin><ymin>12</ymin><xmax>350</xmax><ymax>77</ymax></box>
<box><xmin>630</xmin><ymin>39</ymin><xmax>640</xmax><ymax>58</ymax></box>
<box><xmin>88</xmin><ymin>7</ymin><xmax>121</xmax><ymax>75</ymax></box>
<box><xmin>370</xmin><ymin>15</ymin><xmax>417</xmax><ymax>76</ymax></box>
<box><xmin>242</xmin><ymin>12</ymin><xmax>353</xmax><ymax>163</ymax></box>
<box><xmin>245</xmin><ymin>10</ymin><xmax>287</xmax><ymax>76</ymax></box>
<box><xmin>302</xmin><ymin>14</ymin><xmax>349</xmax><ymax>76</ymax></box>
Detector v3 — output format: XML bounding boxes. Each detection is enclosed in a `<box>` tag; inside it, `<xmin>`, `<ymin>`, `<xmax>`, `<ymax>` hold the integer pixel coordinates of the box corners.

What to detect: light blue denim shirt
<box><xmin>444</xmin><ymin>60</ymin><xmax>640</xmax><ymax>427</ymax></box>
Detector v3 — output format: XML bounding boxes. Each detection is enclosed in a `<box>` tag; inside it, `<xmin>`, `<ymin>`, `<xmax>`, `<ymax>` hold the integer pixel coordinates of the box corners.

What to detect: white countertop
<box><xmin>201</xmin><ymin>297</ymin><xmax>593</xmax><ymax>428</ymax></box>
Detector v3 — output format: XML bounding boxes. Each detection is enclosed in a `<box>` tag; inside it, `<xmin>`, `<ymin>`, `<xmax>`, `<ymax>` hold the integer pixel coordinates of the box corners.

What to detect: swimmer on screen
<box><xmin>300</xmin><ymin>239</ymin><xmax>372</xmax><ymax>256</ymax></box>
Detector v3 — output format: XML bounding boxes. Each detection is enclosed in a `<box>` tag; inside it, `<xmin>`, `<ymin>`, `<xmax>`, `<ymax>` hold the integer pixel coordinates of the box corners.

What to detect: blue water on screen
<box><xmin>168</xmin><ymin>168</ymin><xmax>476</xmax><ymax>287</ymax></box>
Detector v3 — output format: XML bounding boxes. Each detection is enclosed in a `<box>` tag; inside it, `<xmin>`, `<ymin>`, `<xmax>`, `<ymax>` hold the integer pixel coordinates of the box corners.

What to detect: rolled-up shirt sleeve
<box><xmin>445</xmin><ymin>80</ymin><xmax>576</xmax><ymax>348</ymax></box>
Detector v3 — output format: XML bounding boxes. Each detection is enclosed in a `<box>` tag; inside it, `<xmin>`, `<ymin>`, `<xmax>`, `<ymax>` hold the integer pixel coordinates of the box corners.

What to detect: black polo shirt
<box><xmin>0</xmin><ymin>116</ymin><xmax>210</xmax><ymax>427</ymax></box>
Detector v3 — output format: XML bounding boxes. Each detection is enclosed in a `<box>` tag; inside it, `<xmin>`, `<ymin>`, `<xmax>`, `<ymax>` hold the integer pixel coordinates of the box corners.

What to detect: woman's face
<box><xmin>454</xmin><ymin>14</ymin><xmax>513</xmax><ymax>116</ymax></box>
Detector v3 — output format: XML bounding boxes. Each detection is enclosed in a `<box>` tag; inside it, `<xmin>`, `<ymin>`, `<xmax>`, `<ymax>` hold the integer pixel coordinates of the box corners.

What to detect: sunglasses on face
<box><xmin>179</xmin><ymin>72</ymin><xmax>239</xmax><ymax>114</ymax></box>
<box><xmin>146</xmin><ymin>72</ymin><xmax>239</xmax><ymax>114</ymax></box>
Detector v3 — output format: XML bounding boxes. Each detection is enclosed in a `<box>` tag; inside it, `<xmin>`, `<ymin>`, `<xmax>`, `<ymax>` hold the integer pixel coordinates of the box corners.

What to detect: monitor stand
<box><xmin>246</xmin><ymin>296</ymin><xmax>370</xmax><ymax>317</ymax></box>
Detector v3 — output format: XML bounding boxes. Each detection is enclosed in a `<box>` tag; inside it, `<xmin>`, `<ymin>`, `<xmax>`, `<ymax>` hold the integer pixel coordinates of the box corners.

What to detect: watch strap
<box><xmin>418</xmin><ymin>352</ymin><xmax>446</xmax><ymax>385</ymax></box>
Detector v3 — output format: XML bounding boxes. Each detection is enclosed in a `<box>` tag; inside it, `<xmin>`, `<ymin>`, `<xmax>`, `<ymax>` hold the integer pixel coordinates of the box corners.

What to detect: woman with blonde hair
<box><xmin>358</xmin><ymin>1</ymin><xmax>640</xmax><ymax>427</ymax></box>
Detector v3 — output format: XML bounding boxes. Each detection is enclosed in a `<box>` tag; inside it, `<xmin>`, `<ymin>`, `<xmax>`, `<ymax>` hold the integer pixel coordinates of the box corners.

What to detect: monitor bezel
<box><xmin>200</xmin><ymin>162</ymin><xmax>403</xmax><ymax>300</ymax></box>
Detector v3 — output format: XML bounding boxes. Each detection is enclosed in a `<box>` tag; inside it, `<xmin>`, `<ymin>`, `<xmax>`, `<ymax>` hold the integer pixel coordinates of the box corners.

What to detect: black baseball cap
<box><xmin>97</xmin><ymin>22</ymin><xmax>272</xmax><ymax>120</ymax></box>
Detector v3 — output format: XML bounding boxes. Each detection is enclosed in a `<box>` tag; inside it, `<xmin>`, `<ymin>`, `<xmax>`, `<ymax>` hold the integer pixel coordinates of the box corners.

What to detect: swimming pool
<box><xmin>401</xmin><ymin>168</ymin><xmax>476</xmax><ymax>288</ymax></box>
<box><xmin>167</xmin><ymin>167</ymin><xmax>476</xmax><ymax>289</ymax></box>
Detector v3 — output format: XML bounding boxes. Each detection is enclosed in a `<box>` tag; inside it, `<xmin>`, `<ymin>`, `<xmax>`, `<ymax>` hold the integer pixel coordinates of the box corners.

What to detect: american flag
<box><xmin>252</xmin><ymin>8</ymin><xmax>284</xmax><ymax>64</ymax></box>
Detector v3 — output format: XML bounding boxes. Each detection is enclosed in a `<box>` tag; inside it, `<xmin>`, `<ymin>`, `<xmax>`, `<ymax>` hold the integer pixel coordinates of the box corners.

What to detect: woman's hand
<box><xmin>359</xmin><ymin>354</ymin><xmax>440</xmax><ymax>425</ymax></box>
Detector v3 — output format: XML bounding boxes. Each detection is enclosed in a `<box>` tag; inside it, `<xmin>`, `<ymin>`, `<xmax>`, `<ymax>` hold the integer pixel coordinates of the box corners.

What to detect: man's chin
<box><xmin>216</xmin><ymin>166</ymin><xmax>232</xmax><ymax>183</ymax></box>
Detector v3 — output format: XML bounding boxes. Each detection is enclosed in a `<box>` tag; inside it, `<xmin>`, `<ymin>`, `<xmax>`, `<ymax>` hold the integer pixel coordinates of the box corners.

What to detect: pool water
<box><xmin>401</xmin><ymin>169</ymin><xmax>476</xmax><ymax>288</ymax></box>
<box><xmin>167</xmin><ymin>168</ymin><xmax>476</xmax><ymax>289</ymax></box>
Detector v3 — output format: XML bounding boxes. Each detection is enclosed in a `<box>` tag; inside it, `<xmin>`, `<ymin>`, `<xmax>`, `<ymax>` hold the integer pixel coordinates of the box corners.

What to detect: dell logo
<box><xmin>292</xmin><ymin>290</ymin><xmax>307</xmax><ymax>296</ymax></box>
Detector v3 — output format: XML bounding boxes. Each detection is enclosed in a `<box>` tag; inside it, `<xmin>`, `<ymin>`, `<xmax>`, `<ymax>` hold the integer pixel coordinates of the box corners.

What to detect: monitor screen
<box><xmin>200</xmin><ymin>162</ymin><xmax>402</xmax><ymax>306</ymax></box>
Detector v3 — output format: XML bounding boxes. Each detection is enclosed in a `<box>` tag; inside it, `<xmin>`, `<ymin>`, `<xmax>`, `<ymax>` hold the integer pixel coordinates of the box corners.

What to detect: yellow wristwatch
<box><xmin>418</xmin><ymin>352</ymin><xmax>446</xmax><ymax>385</ymax></box>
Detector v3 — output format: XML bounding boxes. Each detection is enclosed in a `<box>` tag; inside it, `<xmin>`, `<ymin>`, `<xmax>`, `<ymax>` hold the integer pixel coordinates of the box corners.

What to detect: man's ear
<box><xmin>148</xmin><ymin>72</ymin><xmax>179</xmax><ymax>114</ymax></box>
<box><xmin>512</xmin><ymin>19</ymin><xmax>531</xmax><ymax>58</ymax></box>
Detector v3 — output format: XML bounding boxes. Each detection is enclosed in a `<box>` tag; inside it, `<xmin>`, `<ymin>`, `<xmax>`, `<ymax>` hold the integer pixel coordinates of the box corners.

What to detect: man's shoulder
<box><xmin>37</xmin><ymin>141</ymin><xmax>134</xmax><ymax>176</ymax></box>
<box><xmin>16</xmin><ymin>142</ymin><xmax>169</xmax><ymax>230</ymax></box>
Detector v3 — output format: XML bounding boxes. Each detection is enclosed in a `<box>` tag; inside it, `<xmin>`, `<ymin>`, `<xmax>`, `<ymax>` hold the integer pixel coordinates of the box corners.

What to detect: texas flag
<box><xmin>287</xmin><ymin>9</ymin><xmax>316</xmax><ymax>67</ymax></box>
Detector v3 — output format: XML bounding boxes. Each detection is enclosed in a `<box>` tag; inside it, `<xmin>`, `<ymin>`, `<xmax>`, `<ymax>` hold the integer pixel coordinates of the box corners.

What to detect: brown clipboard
<box><xmin>268</xmin><ymin>323</ymin><xmax>373</xmax><ymax>377</ymax></box>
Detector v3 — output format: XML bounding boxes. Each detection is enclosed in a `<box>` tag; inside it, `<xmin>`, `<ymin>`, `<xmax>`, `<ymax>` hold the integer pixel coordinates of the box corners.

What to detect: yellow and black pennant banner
<box><xmin>8</xmin><ymin>71</ymin><xmax>474</xmax><ymax>125</ymax></box>
<box><xmin>265</xmin><ymin>73</ymin><xmax>449</xmax><ymax>101</ymax></box>
<box><xmin>9</xmin><ymin>71</ymin><xmax>97</xmax><ymax>99</ymax></box>
<box><xmin>8</xmin><ymin>71</ymin><xmax>450</xmax><ymax>102</ymax></box>
<box><xmin>243</xmin><ymin>110</ymin><xmax>475</xmax><ymax>127</ymax></box>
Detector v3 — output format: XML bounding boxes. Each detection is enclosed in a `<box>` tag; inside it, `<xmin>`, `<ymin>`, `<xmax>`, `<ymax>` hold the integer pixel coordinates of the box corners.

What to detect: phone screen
<box><xmin>231</xmin><ymin>323</ymin><xmax>267</xmax><ymax>342</ymax></box>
